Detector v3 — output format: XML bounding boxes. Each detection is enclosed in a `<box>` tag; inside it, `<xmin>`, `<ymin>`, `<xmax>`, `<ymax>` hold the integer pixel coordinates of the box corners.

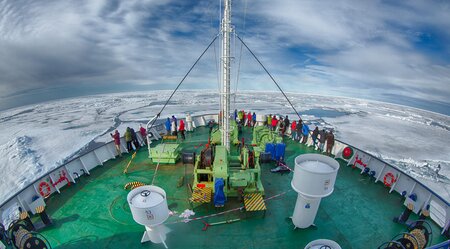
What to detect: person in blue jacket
<box><xmin>165</xmin><ymin>118</ymin><xmax>171</xmax><ymax>135</ymax></box>
<box><xmin>252</xmin><ymin>112</ymin><xmax>256</xmax><ymax>127</ymax></box>
<box><xmin>302</xmin><ymin>122</ymin><xmax>310</xmax><ymax>144</ymax></box>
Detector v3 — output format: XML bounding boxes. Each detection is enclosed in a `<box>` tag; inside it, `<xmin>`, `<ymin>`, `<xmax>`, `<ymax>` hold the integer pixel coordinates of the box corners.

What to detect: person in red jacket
<box><xmin>110</xmin><ymin>130</ymin><xmax>121</xmax><ymax>157</ymax></box>
<box><xmin>179</xmin><ymin>119</ymin><xmax>186</xmax><ymax>140</ymax></box>
<box><xmin>247</xmin><ymin>112</ymin><xmax>252</xmax><ymax>127</ymax></box>
<box><xmin>291</xmin><ymin>120</ymin><xmax>297</xmax><ymax>140</ymax></box>
<box><xmin>271</xmin><ymin>116</ymin><xmax>278</xmax><ymax>131</ymax></box>
<box><xmin>139</xmin><ymin>124</ymin><xmax>147</xmax><ymax>145</ymax></box>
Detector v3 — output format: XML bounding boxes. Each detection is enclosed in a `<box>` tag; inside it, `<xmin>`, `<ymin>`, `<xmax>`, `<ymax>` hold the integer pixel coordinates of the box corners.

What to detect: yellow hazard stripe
<box><xmin>191</xmin><ymin>187</ymin><xmax>212</xmax><ymax>203</ymax></box>
<box><xmin>244</xmin><ymin>193</ymin><xmax>266</xmax><ymax>211</ymax></box>
<box><xmin>124</xmin><ymin>181</ymin><xmax>145</xmax><ymax>190</ymax></box>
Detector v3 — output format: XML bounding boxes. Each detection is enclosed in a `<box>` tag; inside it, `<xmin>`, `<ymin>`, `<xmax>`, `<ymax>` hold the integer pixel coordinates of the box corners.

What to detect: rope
<box><xmin>236</xmin><ymin>35</ymin><xmax>302</xmax><ymax>120</ymax></box>
<box><xmin>148</xmin><ymin>35</ymin><xmax>219</xmax><ymax>129</ymax></box>
<box><xmin>166</xmin><ymin>189</ymin><xmax>292</xmax><ymax>224</ymax></box>
<box><xmin>151</xmin><ymin>142</ymin><xmax>167</xmax><ymax>185</ymax></box>
<box><xmin>277</xmin><ymin>161</ymin><xmax>294</xmax><ymax>172</ymax></box>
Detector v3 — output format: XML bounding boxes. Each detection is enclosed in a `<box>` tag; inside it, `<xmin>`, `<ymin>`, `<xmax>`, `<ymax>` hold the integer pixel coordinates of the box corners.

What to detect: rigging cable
<box><xmin>148</xmin><ymin>34</ymin><xmax>219</xmax><ymax>128</ymax></box>
<box><xmin>214</xmin><ymin>31</ymin><xmax>221</xmax><ymax>92</ymax></box>
<box><xmin>208</xmin><ymin>0</ymin><xmax>221</xmax><ymax>91</ymax></box>
<box><xmin>233</xmin><ymin>0</ymin><xmax>248</xmax><ymax>109</ymax></box>
<box><xmin>236</xmin><ymin>34</ymin><xmax>302</xmax><ymax>120</ymax></box>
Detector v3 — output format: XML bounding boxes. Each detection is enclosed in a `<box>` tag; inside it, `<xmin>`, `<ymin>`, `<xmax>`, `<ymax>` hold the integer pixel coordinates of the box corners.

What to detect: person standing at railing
<box><xmin>124</xmin><ymin>127</ymin><xmax>133</xmax><ymax>152</ymax></box>
<box><xmin>267</xmin><ymin>114</ymin><xmax>272</xmax><ymax>128</ymax></box>
<box><xmin>284</xmin><ymin>115</ymin><xmax>290</xmax><ymax>135</ymax></box>
<box><xmin>277</xmin><ymin>116</ymin><xmax>283</xmax><ymax>133</ymax></box>
<box><xmin>296</xmin><ymin>119</ymin><xmax>303</xmax><ymax>142</ymax></box>
<box><xmin>165</xmin><ymin>118</ymin><xmax>171</xmax><ymax>135</ymax></box>
<box><xmin>252</xmin><ymin>112</ymin><xmax>256</xmax><ymax>127</ymax></box>
<box><xmin>139</xmin><ymin>124</ymin><xmax>147</xmax><ymax>145</ymax></box>
<box><xmin>186</xmin><ymin>113</ymin><xmax>194</xmax><ymax>132</ymax></box>
<box><xmin>179</xmin><ymin>119</ymin><xmax>186</xmax><ymax>140</ymax></box>
<box><xmin>171</xmin><ymin>117</ymin><xmax>177</xmax><ymax>136</ymax></box>
<box><xmin>318</xmin><ymin>129</ymin><xmax>326</xmax><ymax>151</ymax></box>
<box><xmin>311</xmin><ymin>126</ymin><xmax>319</xmax><ymax>149</ymax></box>
<box><xmin>326</xmin><ymin>130</ymin><xmax>335</xmax><ymax>156</ymax></box>
<box><xmin>130</xmin><ymin>128</ymin><xmax>140</xmax><ymax>150</ymax></box>
<box><xmin>271</xmin><ymin>116</ymin><xmax>278</xmax><ymax>131</ymax></box>
<box><xmin>172</xmin><ymin>115</ymin><xmax>178</xmax><ymax>131</ymax></box>
<box><xmin>238</xmin><ymin>110</ymin><xmax>244</xmax><ymax>125</ymax></box>
<box><xmin>279</xmin><ymin>117</ymin><xmax>285</xmax><ymax>135</ymax></box>
<box><xmin>291</xmin><ymin>120</ymin><xmax>297</xmax><ymax>140</ymax></box>
<box><xmin>110</xmin><ymin>130</ymin><xmax>122</xmax><ymax>157</ymax></box>
<box><xmin>301</xmin><ymin>122</ymin><xmax>310</xmax><ymax>144</ymax></box>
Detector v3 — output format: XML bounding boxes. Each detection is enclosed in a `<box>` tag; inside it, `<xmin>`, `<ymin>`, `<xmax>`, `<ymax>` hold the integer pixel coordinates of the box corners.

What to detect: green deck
<box><xmin>37</xmin><ymin>126</ymin><xmax>446</xmax><ymax>248</ymax></box>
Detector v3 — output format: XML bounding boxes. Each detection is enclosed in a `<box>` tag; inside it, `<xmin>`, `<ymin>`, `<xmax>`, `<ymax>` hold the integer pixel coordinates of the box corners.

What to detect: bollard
<box><xmin>36</xmin><ymin>206</ymin><xmax>51</xmax><ymax>225</ymax></box>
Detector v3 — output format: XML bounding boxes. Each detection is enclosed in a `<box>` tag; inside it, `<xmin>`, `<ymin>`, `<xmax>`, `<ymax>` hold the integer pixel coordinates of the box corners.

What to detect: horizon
<box><xmin>1</xmin><ymin>88</ymin><xmax>449</xmax><ymax>117</ymax></box>
<box><xmin>1</xmin><ymin>1</ymin><xmax>449</xmax><ymax>115</ymax></box>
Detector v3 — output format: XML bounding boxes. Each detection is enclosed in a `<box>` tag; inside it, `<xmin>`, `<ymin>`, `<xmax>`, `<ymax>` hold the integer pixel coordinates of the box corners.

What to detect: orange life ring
<box><xmin>38</xmin><ymin>182</ymin><xmax>51</xmax><ymax>198</ymax></box>
<box><xmin>383</xmin><ymin>172</ymin><xmax>396</xmax><ymax>187</ymax></box>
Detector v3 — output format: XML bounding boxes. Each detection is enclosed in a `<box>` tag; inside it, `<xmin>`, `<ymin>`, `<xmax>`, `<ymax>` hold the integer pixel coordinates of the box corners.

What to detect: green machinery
<box><xmin>192</xmin><ymin>123</ymin><xmax>276</xmax><ymax>199</ymax></box>
<box><xmin>149</xmin><ymin>136</ymin><xmax>181</xmax><ymax>164</ymax></box>
<box><xmin>191</xmin><ymin>0</ymin><xmax>277</xmax><ymax>203</ymax></box>
<box><xmin>251</xmin><ymin>125</ymin><xmax>283</xmax><ymax>157</ymax></box>
<box><xmin>210</xmin><ymin>121</ymin><xmax>239</xmax><ymax>146</ymax></box>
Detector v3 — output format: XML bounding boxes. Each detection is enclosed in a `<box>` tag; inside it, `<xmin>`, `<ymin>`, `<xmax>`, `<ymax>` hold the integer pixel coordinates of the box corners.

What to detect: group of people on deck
<box><xmin>235</xmin><ymin>110</ymin><xmax>257</xmax><ymax>127</ymax></box>
<box><xmin>110</xmin><ymin>124</ymin><xmax>148</xmax><ymax>157</ymax></box>
<box><xmin>110</xmin><ymin>112</ymin><xmax>336</xmax><ymax>157</ymax></box>
<box><xmin>266</xmin><ymin>114</ymin><xmax>335</xmax><ymax>155</ymax></box>
<box><xmin>234</xmin><ymin>110</ymin><xmax>336</xmax><ymax>155</ymax></box>
<box><xmin>110</xmin><ymin>114</ymin><xmax>194</xmax><ymax>157</ymax></box>
<box><xmin>164</xmin><ymin>115</ymin><xmax>186</xmax><ymax>140</ymax></box>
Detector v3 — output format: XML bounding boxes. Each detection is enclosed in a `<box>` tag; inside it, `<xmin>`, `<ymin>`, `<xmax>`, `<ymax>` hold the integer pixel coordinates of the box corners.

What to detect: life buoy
<box><xmin>383</xmin><ymin>172</ymin><xmax>396</xmax><ymax>187</ymax></box>
<box><xmin>38</xmin><ymin>182</ymin><xmax>51</xmax><ymax>198</ymax></box>
<box><xmin>342</xmin><ymin>147</ymin><xmax>353</xmax><ymax>159</ymax></box>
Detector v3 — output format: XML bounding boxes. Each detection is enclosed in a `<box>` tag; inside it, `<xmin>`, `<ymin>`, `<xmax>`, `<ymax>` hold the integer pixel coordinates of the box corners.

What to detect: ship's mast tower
<box><xmin>220</xmin><ymin>0</ymin><xmax>232</xmax><ymax>151</ymax></box>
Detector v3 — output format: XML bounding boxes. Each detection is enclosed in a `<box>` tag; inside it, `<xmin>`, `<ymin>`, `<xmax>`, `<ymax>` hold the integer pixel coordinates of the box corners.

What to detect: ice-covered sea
<box><xmin>0</xmin><ymin>91</ymin><xmax>449</xmax><ymax>205</ymax></box>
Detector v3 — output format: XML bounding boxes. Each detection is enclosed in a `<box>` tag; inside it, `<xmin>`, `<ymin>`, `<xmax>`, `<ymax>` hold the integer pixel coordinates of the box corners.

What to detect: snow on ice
<box><xmin>0</xmin><ymin>91</ymin><xmax>449</xmax><ymax>204</ymax></box>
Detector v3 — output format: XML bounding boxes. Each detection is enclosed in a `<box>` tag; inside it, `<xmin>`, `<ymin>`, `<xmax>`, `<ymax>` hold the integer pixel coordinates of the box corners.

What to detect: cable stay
<box><xmin>147</xmin><ymin>34</ymin><xmax>219</xmax><ymax>129</ymax></box>
<box><xmin>233</xmin><ymin>0</ymin><xmax>249</xmax><ymax>110</ymax></box>
<box><xmin>235</xmin><ymin>34</ymin><xmax>302</xmax><ymax>120</ymax></box>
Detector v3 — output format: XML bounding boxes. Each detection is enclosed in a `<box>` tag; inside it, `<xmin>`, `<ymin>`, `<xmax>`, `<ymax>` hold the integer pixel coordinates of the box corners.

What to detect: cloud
<box><xmin>0</xmin><ymin>0</ymin><xmax>218</xmax><ymax>96</ymax></box>
<box><xmin>238</xmin><ymin>0</ymin><xmax>450</xmax><ymax>103</ymax></box>
<box><xmin>0</xmin><ymin>0</ymin><xmax>449</xmax><ymax>111</ymax></box>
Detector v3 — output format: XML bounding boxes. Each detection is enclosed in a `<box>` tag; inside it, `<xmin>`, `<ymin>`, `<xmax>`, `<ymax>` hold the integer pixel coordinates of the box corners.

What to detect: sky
<box><xmin>0</xmin><ymin>0</ymin><xmax>449</xmax><ymax>115</ymax></box>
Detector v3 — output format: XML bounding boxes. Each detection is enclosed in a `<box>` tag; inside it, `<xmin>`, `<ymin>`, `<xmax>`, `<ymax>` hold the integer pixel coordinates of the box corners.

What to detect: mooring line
<box><xmin>166</xmin><ymin>189</ymin><xmax>292</xmax><ymax>224</ymax></box>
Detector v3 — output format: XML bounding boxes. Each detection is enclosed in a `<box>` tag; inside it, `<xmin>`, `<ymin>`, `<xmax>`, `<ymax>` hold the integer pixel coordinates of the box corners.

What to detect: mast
<box><xmin>220</xmin><ymin>0</ymin><xmax>232</xmax><ymax>150</ymax></box>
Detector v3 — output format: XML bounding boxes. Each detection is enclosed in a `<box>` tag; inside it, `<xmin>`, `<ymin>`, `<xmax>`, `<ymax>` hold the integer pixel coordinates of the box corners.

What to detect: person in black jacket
<box><xmin>130</xmin><ymin>128</ymin><xmax>140</xmax><ymax>150</ymax></box>
<box><xmin>326</xmin><ymin>130</ymin><xmax>335</xmax><ymax>155</ymax></box>
<box><xmin>296</xmin><ymin>119</ymin><xmax>303</xmax><ymax>142</ymax></box>
<box><xmin>318</xmin><ymin>129</ymin><xmax>326</xmax><ymax>151</ymax></box>
<box><xmin>311</xmin><ymin>127</ymin><xmax>319</xmax><ymax>148</ymax></box>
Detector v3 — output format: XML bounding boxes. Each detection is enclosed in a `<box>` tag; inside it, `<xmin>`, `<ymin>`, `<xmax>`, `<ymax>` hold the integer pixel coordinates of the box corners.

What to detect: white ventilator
<box><xmin>304</xmin><ymin>239</ymin><xmax>342</xmax><ymax>249</ymax></box>
<box><xmin>186</xmin><ymin>114</ymin><xmax>194</xmax><ymax>131</ymax></box>
<box><xmin>255</xmin><ymin>114</ymin><xmax>267</xmax><ymax>126</ymax></box>
<box><xmin>291</xmin><ymin>154</ymin><xmax>340</xmax><ymax>228</ymax></box>
<box><xmin>127</xmin><ymin>185</ymin><xmax>170</xmax><ymax>248</ymax></box>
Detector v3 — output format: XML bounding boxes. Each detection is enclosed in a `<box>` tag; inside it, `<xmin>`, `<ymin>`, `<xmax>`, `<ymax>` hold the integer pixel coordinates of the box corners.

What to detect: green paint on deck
<box><xmin>38</xmin><ymin>126</ymin><xmax>445</xmax><ymax>249</ymax></box>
